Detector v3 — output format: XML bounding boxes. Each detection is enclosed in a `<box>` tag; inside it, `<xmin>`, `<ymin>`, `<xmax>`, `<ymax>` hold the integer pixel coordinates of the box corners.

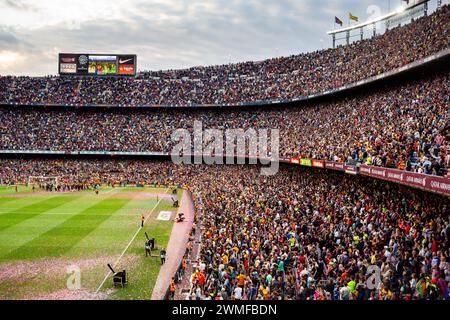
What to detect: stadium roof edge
<box><xmin>327</xmin><ymin>0</ymin><xmax>429</xmax><ymax>35</ymax></box>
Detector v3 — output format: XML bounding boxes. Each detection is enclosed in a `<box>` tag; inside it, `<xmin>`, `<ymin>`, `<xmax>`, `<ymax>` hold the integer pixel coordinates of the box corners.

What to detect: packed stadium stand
<box><xmin>0</xmin><ymin>158</ymin><xmax>449</xmax><ymax>300</ymax></box>
<box><xmin>0</xmin><ymin>4</ymin><xmax>449</xmax><ymax>301</ymax></box>
<box><xmin>0</xmin><ymin>5</ymin><xmax>448</xmax><ymax>106</ymax></box>
<box><xmin>1</xmin><ymin>71</ymin><xmax>448</xmax><ymax>175</ymax></box>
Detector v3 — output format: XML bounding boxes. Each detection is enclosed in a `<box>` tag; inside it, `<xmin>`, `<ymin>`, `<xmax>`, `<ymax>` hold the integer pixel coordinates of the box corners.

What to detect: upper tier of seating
<box><xmin>0</xmin><ymin>5</ymin><xmax>448</xmax><ymax>107</ymax></box>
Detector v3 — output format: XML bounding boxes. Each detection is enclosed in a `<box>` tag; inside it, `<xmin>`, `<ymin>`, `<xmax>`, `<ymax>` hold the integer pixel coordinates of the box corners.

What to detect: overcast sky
<box><xmin>0</xmin><ymin>0</ymin><xmax>444</xmax><ymax>76</ymax></box>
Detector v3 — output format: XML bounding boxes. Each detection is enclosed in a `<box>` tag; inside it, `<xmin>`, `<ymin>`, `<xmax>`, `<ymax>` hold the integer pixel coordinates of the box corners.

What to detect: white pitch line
<box><xmin>95</xmin><ymin>188</ymin><xmax>170</xmax><ymax>293</ymax></box>
<box><xmin>101</xmin><ymin>188</ymin><xmax>115</xmax><ymax>194</ymax></box>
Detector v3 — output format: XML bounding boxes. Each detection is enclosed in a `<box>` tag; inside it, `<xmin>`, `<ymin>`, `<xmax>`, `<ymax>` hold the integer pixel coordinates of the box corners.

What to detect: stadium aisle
<box><xmin>151</xmin><ymin>190</ymin><xmax>194</xmax><ymax>300</ymax></box>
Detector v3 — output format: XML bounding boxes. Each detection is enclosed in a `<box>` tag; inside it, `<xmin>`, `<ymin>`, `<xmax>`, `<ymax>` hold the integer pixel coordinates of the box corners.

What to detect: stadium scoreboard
<box><xmin>59</xmin><ymin>53</ymin><xmax>137</xmax><ymax>76</ymax></box>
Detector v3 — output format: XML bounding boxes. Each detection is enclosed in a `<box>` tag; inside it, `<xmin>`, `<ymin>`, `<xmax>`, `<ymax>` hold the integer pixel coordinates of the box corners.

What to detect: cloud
<box><xmin>2</xmin><ymin>0</ymin><xmax>37</xmax><ymax>11</ymax></box>
<box><xmin>0</xmin><ymin>27</ymin><xmax>19</xmax><ymax>45</ymax></box>
<box><xmin>0</xmin><ymin>50</ymin><xmax>25</xmax><ymax>69</ymax></box>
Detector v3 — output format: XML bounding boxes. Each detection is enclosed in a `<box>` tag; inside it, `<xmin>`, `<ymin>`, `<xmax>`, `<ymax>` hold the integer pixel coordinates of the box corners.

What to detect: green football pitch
<box><xmin>0</xmin><ymin>185</ymin><xmax>178</xmax><ymax>300</ymax></box>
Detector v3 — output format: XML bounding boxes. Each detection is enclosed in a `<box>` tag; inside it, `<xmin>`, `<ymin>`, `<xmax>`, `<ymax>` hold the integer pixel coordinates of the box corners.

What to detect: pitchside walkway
<box><xmin>151</xmin><ymin>190</ymin><xmax>194</xmax><ymax>300</ymax></box>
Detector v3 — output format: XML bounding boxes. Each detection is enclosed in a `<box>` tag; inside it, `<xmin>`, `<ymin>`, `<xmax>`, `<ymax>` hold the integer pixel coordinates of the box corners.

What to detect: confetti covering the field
<box><xmin>0</xmin><ymin>186</ymin><xmax>179</xmax><ymax>300</ymax></box>
<box><xmin>33</xmin><ymin>289</ymin><xmax>110</xmax><ymax>300</ymax></box>
<box><xmin>0</xmin><ymin>254</ymin><xmax>137</xmax><ymax>282</ymax></box>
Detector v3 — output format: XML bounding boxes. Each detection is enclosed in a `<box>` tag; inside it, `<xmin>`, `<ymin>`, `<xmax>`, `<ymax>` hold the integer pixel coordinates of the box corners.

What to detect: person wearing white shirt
<box><xmin>234</xmin><ymin>286</ymin><xmax>243</xmax><ymax>300</ymax></box>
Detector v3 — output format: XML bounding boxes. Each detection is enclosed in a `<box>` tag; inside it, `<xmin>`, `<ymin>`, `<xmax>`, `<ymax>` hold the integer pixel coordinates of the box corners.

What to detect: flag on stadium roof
<box><xmin>335</xmin><ymin>16</ymin><xmax>343</xmax><ymax>26</ymax></box>
<box><xmin>349</xmin><ymin>12</ymin><xmax>358</xmax><ymax>22</ymax></box>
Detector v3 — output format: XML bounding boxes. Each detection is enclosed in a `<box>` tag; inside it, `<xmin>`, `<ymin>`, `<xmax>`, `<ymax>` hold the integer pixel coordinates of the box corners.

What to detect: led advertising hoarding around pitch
<box><xmin>58</xmin><ymin>54</ymin><xmax>136</xmax><ymax>76</ymax></box>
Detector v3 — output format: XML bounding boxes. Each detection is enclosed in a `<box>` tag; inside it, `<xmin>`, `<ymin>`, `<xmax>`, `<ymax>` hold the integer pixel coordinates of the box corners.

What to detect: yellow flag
<box><xmin>349</xmin><ymin>12</ymin><xmax>358</xmax><ymax>22</ymax></box>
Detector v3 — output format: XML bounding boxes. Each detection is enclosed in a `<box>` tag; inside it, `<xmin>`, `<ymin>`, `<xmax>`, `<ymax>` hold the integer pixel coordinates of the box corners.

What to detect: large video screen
<box><xmin>59</xmin><ymin>54</ymin><xmax>136</xmax><ymax>76</ymax></box>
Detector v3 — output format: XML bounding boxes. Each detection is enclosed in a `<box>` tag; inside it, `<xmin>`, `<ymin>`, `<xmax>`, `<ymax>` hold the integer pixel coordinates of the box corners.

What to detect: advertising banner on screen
<box><xmin>344</xmin><ymin>165</ymin><xmax>357</xmax><ymax>175</ymax></box>
<box><xmin>60</xmin><ymin>63</ymin><xmax>76</xmax><ymax>74</ymax></box>
<box><xmin>59</xmin><ymin>54</ymin><xmax>136</xmax><ymax>76</ymax></box>
<box><xmin>118</xmin><ymin>55</ymin><xmax>136</xmax><ymax>75</ymax></box>
<box><xmin>311</xmin><ymin>160</ymin><xmax>325</xmax><ymax>168</ymax></box>
<box><xmin>119</xmin><ymin>64</ymin><xmax>135</xmax><ymax>75</ymax></box>
<box><xmin>300</xmin><ymin>159</ymin><xmax>312</xmax><ymax>167</ymax></box>
<box><xmin>290</xmin><ymin>157</ymin><xmax>300</xmax><ymax>164</ymax></box>
<box><xmin>59</xmin><ymin>54</ymin><xmax>80</xmax><ymax>74</ymax></box>
<box><xmin>359</xmin><ymin>165</ymin><xmax>450</xmax><ymax>196</ymax></box>
<box><xmin>76</xmin><ymin>54</ymin><xmax>89</xmax><ymax>74</ymax></box>
<box><xmin>325</xmin><ymin>161</ymin><xmax>345</xmax><ymax>171</ymax></box>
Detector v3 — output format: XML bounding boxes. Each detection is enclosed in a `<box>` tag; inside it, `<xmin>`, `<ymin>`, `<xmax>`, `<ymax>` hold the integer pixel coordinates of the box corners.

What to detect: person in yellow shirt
<box><xmin>289</xmin><ymin>237</ymin><xmax>295</xmax><ymax>247</ymax></box>
<box><xmin>262</xmin><ymin>286</ymin><xmax>270</xmax><ymax>300</ymax></box>
<box><xmin>222</xmin><ymin>253</ymin><xmax>229</xmax><ymax>266</ymax></box>
<box><xmin>140</xmin><ymin>214</ymin><xmax>145</xmax><ymax>227</ymax></box>
<box><xmin>236</xmin><ymin>273</ymin><xmax>246</xmax><ymax>287</ymax></box>
<box><xmin>397</xmin><ymin>159</ymin><xmax>406</xmax><ymax>170</ymax></box>
<box><xmin>379</xmin><ymin>284</ymin><xmax>392</xmax><ymax>300</ymax></box>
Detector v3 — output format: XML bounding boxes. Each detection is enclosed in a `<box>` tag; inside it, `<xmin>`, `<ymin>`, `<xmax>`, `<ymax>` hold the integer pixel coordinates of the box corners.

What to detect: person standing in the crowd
<box><xmin>170</xmin><ymin>277</ymin><xmax>176</xmax><ymax>300</ymax></box>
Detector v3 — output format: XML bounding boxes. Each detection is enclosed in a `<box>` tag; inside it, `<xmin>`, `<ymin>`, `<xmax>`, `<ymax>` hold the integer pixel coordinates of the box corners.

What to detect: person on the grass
<box><xmin>145</xmin><ymin>240</ymin><xmax>151</xmax><ymax>257</ymax></box>
<box><xmin>160</xmin><ymin>248</ymin><xmax>167</xmax><ymax>265</ymax></box>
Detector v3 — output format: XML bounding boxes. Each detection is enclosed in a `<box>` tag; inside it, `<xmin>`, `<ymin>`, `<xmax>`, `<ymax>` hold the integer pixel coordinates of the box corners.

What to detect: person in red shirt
<box><xmin>431</xmin><ymin>237</ymin><xmax>438</xmax><ymax>254</ymax></box>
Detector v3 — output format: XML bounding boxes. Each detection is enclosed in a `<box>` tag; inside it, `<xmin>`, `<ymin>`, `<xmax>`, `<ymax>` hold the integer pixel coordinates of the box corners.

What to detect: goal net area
<box><xmin>27</xmin><ymin>176</ymin><xmax>60</xmax><ymax>188</ymax></box>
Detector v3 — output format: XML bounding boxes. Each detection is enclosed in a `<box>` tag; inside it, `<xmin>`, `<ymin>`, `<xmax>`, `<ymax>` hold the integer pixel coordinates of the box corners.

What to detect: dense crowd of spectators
<box><xmin>0</xmin><ymin>5</ymin><xmax>448</xmax><ymax>106</ymax></box>
<box><xmin>0</xmin><ymin>158</ymin><xmax>448</xmax><ymax>300</ymax></box>
<box><xmin>1</xmin><ymin>72</ymin><xmax>448</xmax><ymax>175</ymax></box>
<box><xmin>0</xmin><ymin>2</ymin><xmax>448</xmax><ymax>303</ymax></box>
